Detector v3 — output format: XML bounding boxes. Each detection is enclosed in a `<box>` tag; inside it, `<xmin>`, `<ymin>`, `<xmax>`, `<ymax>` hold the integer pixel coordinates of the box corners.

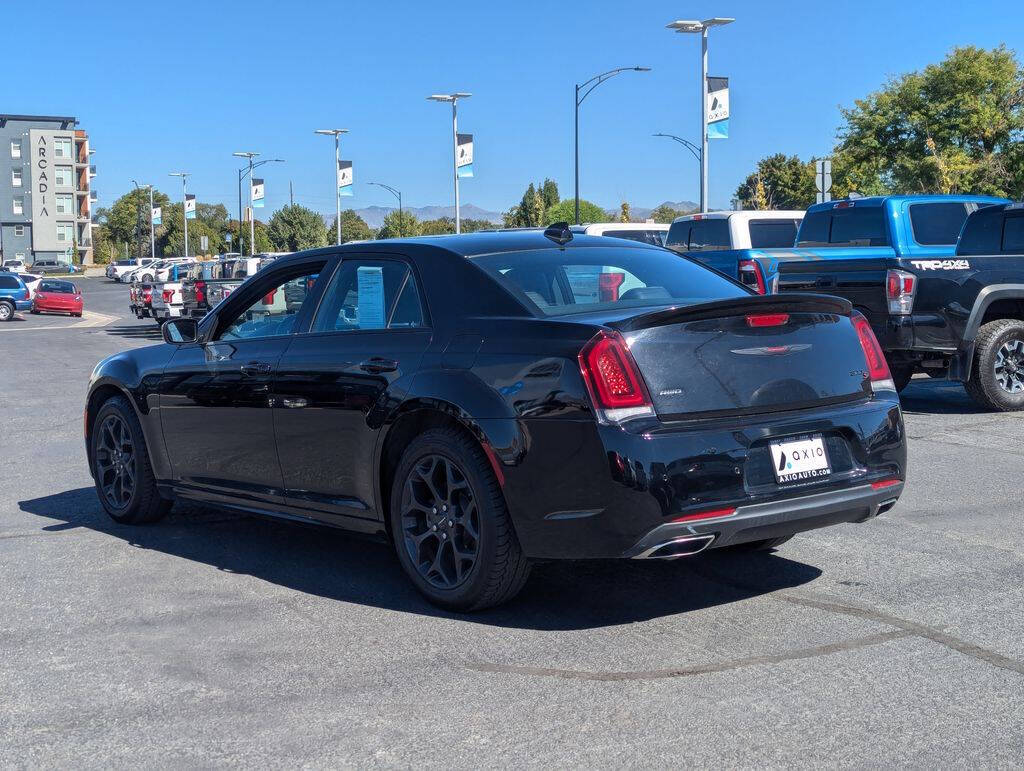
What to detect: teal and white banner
<box><xmin>456</xmin><ymin>133</ymin><xmax>473</xmax><ymax>178</ymax></box>
<box><xmin>252</xmin><ymin>178</ymin><xmax>265</xmax><ymax>208</ymax></box>
<box><xmin>338</xmin><ymin>160</ymin><xmax>353</xmax><ymax>197</ymax></box>
<box><xmin>707</xmin><ymin>76</ymin><xmax>729</xmax><ymax>139</ymax></box>
<box><xmin>185</xmin><ymin>194</ymin><xmax>196</xmax><ymax>220</ymax></box>
<box><xmin>151</xmin><ymin>206</ymin><xmax>162</xmax><ymax>226</ymax></box>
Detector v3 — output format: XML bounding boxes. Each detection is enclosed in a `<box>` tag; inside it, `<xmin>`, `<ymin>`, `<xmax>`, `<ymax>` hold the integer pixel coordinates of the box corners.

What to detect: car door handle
<box><xmin>240</xmin><ymin>362</ymin><xmax>272</xmax><ymax>376</ymax></box>
<box><xmin>359</xmin><ymin>358</ymin><xmax>398</xmax><ymax>374</ymax></box>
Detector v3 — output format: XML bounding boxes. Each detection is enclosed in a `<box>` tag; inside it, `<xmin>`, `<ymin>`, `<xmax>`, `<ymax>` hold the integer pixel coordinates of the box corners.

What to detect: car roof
<box><xmin>570</xmin><ymin>222</ymin><xmax>670</xmax><ymax>233</ymax></box>
<box><xmin>277</xmin><ymin>230</ymin><xmax>660</xmax><ymax>264</ymax></box>
<box><xmin>671</xmin><ymin>210</ymin><xmax>805</xmax><ymax>224</ymax></box>
<box><xmin>803</xmin><ymin>194</ymin><xmax>1009</xmax><ymax>214</ymax></box>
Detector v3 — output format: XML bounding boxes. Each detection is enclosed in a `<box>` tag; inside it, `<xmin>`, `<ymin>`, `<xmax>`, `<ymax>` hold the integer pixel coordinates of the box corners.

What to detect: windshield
<box><xmin>471</xmin><ymin>246</ymin><xmax>745</xmax><ymax>317</ymax></box>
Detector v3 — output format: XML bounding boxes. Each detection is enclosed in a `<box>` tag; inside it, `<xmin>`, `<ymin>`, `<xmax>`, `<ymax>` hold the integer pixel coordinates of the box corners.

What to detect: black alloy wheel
<box><xmin>994</xmin><ymin>338</ymin><xmax>1024</xmax><ymax>395</ymax></box>
<box><xmin>966</xmin><ymin>319</ymin><xmax>1024</xmax><ymax>411</ymax></box>
<box><xmin>94</xmin><ymin>413</ymin><xmax>137</xmax><ymax>511</ymax></box>
<box><xmin>390</xmin><ymin>427</ymin><xmax>531</xmax><ymax>611</ymax></box>
<box><xmin>400</xmin><ymin>454</ymin><xmax>480</xmax><ymax>590</ymax></box>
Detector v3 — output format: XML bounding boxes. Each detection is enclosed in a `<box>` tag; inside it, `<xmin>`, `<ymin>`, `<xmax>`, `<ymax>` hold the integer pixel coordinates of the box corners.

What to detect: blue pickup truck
<box><xmin>669</xmin><ymin>195</ymin><xmax>1008</xmax><ymax>296</ymax></box>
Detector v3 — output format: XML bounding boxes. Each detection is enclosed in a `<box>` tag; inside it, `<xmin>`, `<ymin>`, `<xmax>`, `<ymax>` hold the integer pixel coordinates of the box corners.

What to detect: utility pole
<box><xmin>427</xmin><ymin>93</ymin><xmax>471</xmax><ymax>233</ymax></box>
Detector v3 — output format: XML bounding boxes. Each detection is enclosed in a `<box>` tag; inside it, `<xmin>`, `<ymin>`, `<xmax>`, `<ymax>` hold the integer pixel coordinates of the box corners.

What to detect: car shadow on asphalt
<box><xmin>898</xmin><ymin>376</ymin><xmax>991</xmax><ymax>415</ymax></box>
<box><xmin>19</xmin><ymin>487</ymin><xmax>822</xmax><ymax>630</ymax></box>
<box><xmin>102</xmin><ymin>324</ymin><xmax>163</xmax><ymax>340</ymax></box>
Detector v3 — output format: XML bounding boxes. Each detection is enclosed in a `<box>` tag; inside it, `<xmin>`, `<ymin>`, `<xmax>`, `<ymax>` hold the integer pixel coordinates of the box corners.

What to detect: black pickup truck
<box><xmin>776</xmin><ymin>202</ymin><xmax>1024</xmax><ymax>410</ymax></box>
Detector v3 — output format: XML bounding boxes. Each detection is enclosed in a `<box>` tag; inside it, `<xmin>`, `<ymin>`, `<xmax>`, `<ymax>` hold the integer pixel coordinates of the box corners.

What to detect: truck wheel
<box><xmin>966</xmin><ymin>319</ymin><xmax>1024</xmax><ymax>411</ymax></box>
<box><xmin>389</xmin><ymin>427</ymin><xmax>531</xmax><ymax>611</ymax></box>
<box><xmin>90</xmin><ymin>396</ymin><xmax>172</xmax><ymax>524</ymax></box>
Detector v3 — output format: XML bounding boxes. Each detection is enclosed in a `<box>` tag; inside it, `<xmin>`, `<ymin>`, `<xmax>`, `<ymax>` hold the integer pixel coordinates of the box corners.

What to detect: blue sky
<box><xmin>3</xmin><ymin>0</ymin><xmax>1022</xmax><ymax>217</ymax></box>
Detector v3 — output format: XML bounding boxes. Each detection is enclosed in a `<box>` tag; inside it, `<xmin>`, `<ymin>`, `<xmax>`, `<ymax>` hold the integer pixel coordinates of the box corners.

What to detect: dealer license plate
<box><xmin>769</xmin><ymin>435</ymin><xmax>831</xmax><ymax>485</ymax></box>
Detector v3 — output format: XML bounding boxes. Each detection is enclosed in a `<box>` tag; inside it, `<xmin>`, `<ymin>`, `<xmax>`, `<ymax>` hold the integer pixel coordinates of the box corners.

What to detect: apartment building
<box><xmin>0</xmin><ymin>114</ymin><xmax>95</xmax><ymax>266</ymax></box>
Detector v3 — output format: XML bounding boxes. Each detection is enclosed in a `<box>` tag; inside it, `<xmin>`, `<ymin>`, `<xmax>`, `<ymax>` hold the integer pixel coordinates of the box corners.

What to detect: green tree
<box><xmin>267</xmin><ymin>204</ymin><xmax>329</xmax><ymax>252</ymax></box>
<box><xmin>103</xmin><ymin>187</ymin><xmax>172</xmax><ymax>256</ymax></box>
<box><xmin>833</xmin><ymin>45</ymin><xmax>1024</xmax><ymax>197</ymax></box>
<box><xmin>735</xmin><ymin>154</ymin><xmax>817</xmax><ymax>210</ymax></box>
<box><xmin>420</xmin><ymin>217</ymin><xmax>455</xmax><ymax>235</ymax></box>
<box><xmin>461</xmin><ymin>218</ymin><xmax>493</xmax><ymax>233</ymax></box>
<box><xmin>158</xmin><ymin>203</ymin><xmax>222</xmax><ymax>256</ymax></box>
<box><xmin>619</xmin><ymin>202</ymin><xmax>631</xmax><ymax>222</ymax></box>
<box><xmin>238</xmin><ymin>221</ymin><xmax>272</xmax><ymax>254</ymax></box>
<box><xmin>326</xmin><ymin>210</ymin><xmax>374</xmax><ymax>243</ymax></box>
<box><xmin>540</xmin><ymin>178</ymin><xmax>559</xmax><ymax>210</ymax></box>
<box><xmin>543</xmin><ymin>198</ymin><xmax>605</xmax><ymax>225</ymax></box>
<box><xmin>648</xmin><ymin>204</ymin><xmax>691</xmax><ymax>224</ymax></box>
<box><xmin>377</xmin><ymin>210</ymin><xmax>421</xmax><ymax>239</ymax></box>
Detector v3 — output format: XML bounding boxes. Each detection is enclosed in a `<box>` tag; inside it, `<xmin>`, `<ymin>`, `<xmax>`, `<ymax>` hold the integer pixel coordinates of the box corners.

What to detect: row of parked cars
<box><xmin>0</xmin><ymin>269</ymin><xmax>83</xmax><ymax>320</ymax></box>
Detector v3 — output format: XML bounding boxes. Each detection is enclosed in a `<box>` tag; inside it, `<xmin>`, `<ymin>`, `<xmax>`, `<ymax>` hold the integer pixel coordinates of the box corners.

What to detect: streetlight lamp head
<box><xmin>634</xmin><ymin>66</ymin><xmax>652</xmax><ymax>72</ymax></box>
<box><xmin>667</xmin><ymin>19</ymin><xmax>703</xmax><ymax>32</ymax></box>
<box><xmin>428</xmin><ymin>92</ymin><xmax>471</xmax><ymax>102</ymax></box>
<box><xmin>232</xmin><ymin>152</ymin><xmax>259</xmax><ymax>159</ymax></box>
<box><xmin>702</xmin><ymin>17</ymin><xmax>735</xmax><ymax>27</ymax></box>
<box><xmin>314</xmin><ymin>129</ymin><xmax>349</xmax><ymax>136</ymax></box>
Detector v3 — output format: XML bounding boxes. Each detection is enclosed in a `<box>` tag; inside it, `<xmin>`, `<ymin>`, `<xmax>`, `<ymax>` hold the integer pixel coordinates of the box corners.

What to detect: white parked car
<box><xmin>18</xmin><ymin>273</ymin><xmax>42</xmax><ymax>298</ymax></box>
<box><xmin>665</xmin><ymin>210</ymin><xmax>805</xmax><ymax>252</ymax></box>
<box><xmin>2</xmin><ymin>259</ymin><xmax>26</xmax><ymax>272</ymax></box>
<box><xmin>108</xmin><ymin>258</ymin><xmax>157</xmax><ymax>282</ymax></box>
<box><xmin>570</xmin><ymin>222</ymin><xmax>669</xmax><ymax>246</ymax></box>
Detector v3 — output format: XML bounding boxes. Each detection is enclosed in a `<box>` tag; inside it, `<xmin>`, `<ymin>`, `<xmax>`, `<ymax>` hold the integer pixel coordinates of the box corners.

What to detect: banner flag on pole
<box><xmin>456</xmin><ymin>133</ymin><xmax>474</xmax><ymax>178</ymax></box>
<box><xmin>252</xmin><ymin>178</ymin><xmax>265</xmax><ymax>208</ymax></box>
<box><xmin>184</xmin><ymin>194</ymin><xmax>196</xmax><ymax>219</ymax></box>
<box><xmin>151</xmin><ymin>206</ymin><xmax>162</xmax><ymax>226</ymax></box>
<box><xmin>338</xmin><ymin>160</ymin><xmax>353</xmax><ymax>197</ymax></box>
<box><xmin>707</xmin><ymin>76</ymin><xmax>729</xmax><ymax>139</ymax></box>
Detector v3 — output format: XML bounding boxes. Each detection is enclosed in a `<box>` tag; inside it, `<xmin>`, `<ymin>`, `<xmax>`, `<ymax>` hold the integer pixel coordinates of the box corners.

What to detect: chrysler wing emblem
<box><xmin>730</xmin><ymin>343</ymin><xmax>812</xmax><ymax>356</ymax></box>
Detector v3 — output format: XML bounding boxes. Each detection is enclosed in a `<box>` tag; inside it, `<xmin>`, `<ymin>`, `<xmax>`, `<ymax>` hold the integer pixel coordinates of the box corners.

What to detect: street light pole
<box><xmin>574</xmin><ymin>67</ymin><xmax>651</xmax><ymax>224</ymax></box>
<box><xmin>131</xmin><ymin>180</ymin><xmax>156</xmax><ymax>261</ymax></box>
<box><xmin>427</xmin><ymin>93</ymin><xmax>471</xmax><ymax>234</ymax></box>
<box><xmin>315</xmin><ymin>129</ymin><xmax>349</xmax><ymax>245</ymax></box>
<box><xmin>168</xmin><ymin>172</ymin><xmax>190</xmax><ymax>258</ymax></box>
<box><xmin>666</xmin><ymin>18</ymin><xmax>734</xmax><ymax>213</ymax></box>
<box><xmin>234</xmin><ymin>154</ymin><xmax>285</xmax><ymax>254</ymax></box>
<box><xmin>368</xmin><ymin>182</ymin><xmax>402</xmax><ymax>236</ymax></box>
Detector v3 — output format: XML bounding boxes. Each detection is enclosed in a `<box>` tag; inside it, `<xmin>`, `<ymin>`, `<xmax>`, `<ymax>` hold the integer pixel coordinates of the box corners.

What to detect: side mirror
<box><xmin>162</xmin><ymin>318</ymin><xmax>199</xmax><ymax>344</ymax></box>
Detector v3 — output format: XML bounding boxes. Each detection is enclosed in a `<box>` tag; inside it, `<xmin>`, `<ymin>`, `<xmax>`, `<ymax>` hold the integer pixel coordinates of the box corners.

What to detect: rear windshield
<box><xmin>471</xmin><ymin>246</ymin><xmax>744</xmax><ymax>317</ymax></box>
<box><xmin>748</xmin><ymin>219</ymin><xmax>800</xmax><ymax>248</ymax></box>
<box><xmin>909</xmin><ymin>202</ymin><xmax>974</xmax><ymax>245</ymax></box>
<box><xmin>40</xmin><ymin>280</ymin><xmax>75</xmax><ymax>293</ymax></box>
<box><xmin>798</xmin><ymin>206</ymin><xmax>889</xmax><ymax>247</ymax></box>
<box><xmin>600</xmin><ymin>229</ymin><xmax>667</xmax><ymax>246</ymax></box>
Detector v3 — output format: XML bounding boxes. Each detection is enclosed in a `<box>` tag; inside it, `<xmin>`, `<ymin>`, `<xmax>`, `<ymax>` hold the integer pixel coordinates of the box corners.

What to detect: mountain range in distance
<box><xmin>328</xmin><ymin>201</ymin><xmax>699</xmax><ymax>229</ymax></box>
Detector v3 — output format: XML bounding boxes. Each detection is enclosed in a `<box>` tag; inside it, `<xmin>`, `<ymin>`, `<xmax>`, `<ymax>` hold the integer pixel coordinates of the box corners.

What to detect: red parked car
<box><xmin>32</xmin><ymin>279</ymin><xmax>83</xmax><ymax>317</ymax></box>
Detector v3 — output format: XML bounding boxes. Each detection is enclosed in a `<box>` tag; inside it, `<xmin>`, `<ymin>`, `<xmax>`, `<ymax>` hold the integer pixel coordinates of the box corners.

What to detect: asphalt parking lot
<box><xmin>1</xmin><ymin>276</ymin><xmax>1022</xmax><ymax>766</ymax></box>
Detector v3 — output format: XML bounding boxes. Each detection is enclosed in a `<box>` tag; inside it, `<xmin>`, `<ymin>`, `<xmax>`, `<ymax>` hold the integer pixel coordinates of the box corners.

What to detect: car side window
<box><xmin>311</xmin><ymin>259</ymin><xmax>425</xmax><ymax>333</ymax></box>
<box><xmin>216</xmin><ymin>266</ymin><xmax>322</xmax><ymax>341</ymax></box>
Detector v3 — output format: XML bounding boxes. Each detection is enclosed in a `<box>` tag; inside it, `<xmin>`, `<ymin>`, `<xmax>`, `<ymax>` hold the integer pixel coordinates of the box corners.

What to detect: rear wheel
<box><xmin>0</xmin><ymin>301</ymin><xmax>14</xmax><ymax>322</ymax></box>
<box><xmin>90</xmin><ymin>396</ymin><xmax>171</xmax><ymax>524</ymax></box>
<box><xmin>389</xmin><ymin>427</ymin><xmax>531</xmax><ymax>611</ymax></box>
<box><xmin>966</xmin><ymin>319</ymin><xmax>1024</xmax><ymax>411</ymax></box>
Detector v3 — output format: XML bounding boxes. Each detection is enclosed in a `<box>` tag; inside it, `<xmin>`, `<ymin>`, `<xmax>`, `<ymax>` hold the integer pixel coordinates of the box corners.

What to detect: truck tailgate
<box><xmin>776</xmin><ymin>256</ymin><xmax>893</xmax><ymax>320</ymax></box>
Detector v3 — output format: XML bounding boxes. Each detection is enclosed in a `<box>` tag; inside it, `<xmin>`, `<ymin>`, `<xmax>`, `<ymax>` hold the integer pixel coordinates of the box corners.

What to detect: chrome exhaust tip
<box><xmin>634</xmin><ymin>534</ymin><xmax>716</xmax><ymax>560</ymax></box>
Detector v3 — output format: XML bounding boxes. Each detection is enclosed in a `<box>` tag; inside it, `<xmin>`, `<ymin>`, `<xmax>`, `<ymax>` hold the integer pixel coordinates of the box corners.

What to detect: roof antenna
<box><xmin>543</xmin><ymin>221</ymin><xmax>573</xmax><ymax>245</ymax></box>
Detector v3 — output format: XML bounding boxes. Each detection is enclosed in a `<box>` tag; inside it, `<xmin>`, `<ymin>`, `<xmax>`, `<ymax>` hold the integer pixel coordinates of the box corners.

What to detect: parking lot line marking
<box><xmin>0</xmin><ymin>310</ymin><xmax>119</xmax><ymax>332</ymax></box>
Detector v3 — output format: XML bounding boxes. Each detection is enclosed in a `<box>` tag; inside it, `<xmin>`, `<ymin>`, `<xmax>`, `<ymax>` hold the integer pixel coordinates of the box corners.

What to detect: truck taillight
<box><xmin>886</xmin><ymin>269</ymin><xmax>916</xmax><ymax>315</ymax></box>
<box><xmin>851</xmin><ymin>312</ymin><xmax>895</xmax><ymax>392</ymax></box>
<box><xmin>162</xmin><ymin>289</ymin><xmax>173</xmax><ymax>303</ymax></box>
<box><xmin>195</xmin><ymin>281</ymin><xmax>206</xmax><ymax>304</ymax></box>
<box><xmin>578</xmin><ymin>330</ymin><xmax>654</xmax><ymax>424</ymax></box>
<box><xmin>738</xmin><ymin>259</ymin><xmax>767</xmax><ymax>294</ymax></box>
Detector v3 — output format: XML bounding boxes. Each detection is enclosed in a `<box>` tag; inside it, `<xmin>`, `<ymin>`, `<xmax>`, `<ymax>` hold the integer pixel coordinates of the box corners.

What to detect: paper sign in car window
<box><xmin>357</xmin><ymin>266</ymin><xmax>386</xmax><ymax>329</ymax></box>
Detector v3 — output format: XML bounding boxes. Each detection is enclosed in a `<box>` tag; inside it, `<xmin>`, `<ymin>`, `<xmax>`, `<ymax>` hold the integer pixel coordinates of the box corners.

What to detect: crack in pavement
<box><xmin>464</xmin><ymin>630</ymin><xmax>912</xmax><ymax>681</ymax></box>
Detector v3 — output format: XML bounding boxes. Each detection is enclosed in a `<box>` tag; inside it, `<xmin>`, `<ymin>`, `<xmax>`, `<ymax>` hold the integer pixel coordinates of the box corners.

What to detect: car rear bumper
<box><xmin>15</xmin><ymin>299</ymin><xmax>32</xmax><ymax>310</ymax></box>
<box><xmin>493</xmin><ymin>395</ymin><xmax>906</xmax><ymax>560</ymax></box>
<box><xmin>623</xmin><ymin>481</ymin><xmax>902</xmax><ymax>558</ymax></box>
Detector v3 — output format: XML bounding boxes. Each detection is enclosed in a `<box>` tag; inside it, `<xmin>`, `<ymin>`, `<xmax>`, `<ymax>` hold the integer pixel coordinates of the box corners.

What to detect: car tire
<box><xmin>141</xmin><ymin>274</ymin><xmax>153</xmax><ymax>282</ymax></box>
<box><xmin>965</xmin><ymin>319</ymin><xmax>1024</xmax><ymax>411</ymax></box>
<box><xmin>724</xmin><ymin>535</ymin><xmax>793</xmax><ymax>552</ymax></box>
<box><xmin>74</xmin><ymin>312</ymin><xmax>83</xmax><ymax>317</ymax></box>
<box><xmin>90</xmin><ymin>395</ymin><xmax>172</xmax><ymax>525</ymax></box>
<box><xmin>30</xmin><ymin>308</ymin><xmax>39</xmax><ymax>315</ymax></box>
<box><xmin>389</xmin><ymin>427</ymin><xmax>531</xmax><ymax>611</ymax></box>
<box><xmin>0</xmin><ymin>300</ymin><xmax>14</xmax><ymax>322</ymax></box>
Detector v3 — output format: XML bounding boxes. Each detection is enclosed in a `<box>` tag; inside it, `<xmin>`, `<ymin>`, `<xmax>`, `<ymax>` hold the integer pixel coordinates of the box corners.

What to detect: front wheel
<box><xmin>90</xmin><ymin>396</ymin><xmax>171</xmax><ymax>524</ymax></box>
<box><xmin>965</xmin><ymin>319</ymin><xmax>1024</xmax><ymax>411</ymax></box>
<box><xmin>389</xmin><ymin>427</ymin><xmax>531</xmax><ymax>611</ymax></box>
<box><xmin>0</xmin><ymin>301</ymin><xmax>14</xmax><ymax>322</ymax></box>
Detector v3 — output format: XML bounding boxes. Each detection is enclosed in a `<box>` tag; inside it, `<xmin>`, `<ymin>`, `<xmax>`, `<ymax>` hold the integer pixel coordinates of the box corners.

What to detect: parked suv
<box><xmin>31</xmin><ymin>259</ymin><xmax>75</xmax><ymax>275</ymax></box>
<box><xmin>0</xmin><ymin>271</ymin><xmax>32</xmax><ymax>321</ymax></box>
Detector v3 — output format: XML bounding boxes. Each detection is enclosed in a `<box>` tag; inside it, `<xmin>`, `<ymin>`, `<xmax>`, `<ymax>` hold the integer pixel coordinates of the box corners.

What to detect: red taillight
<box><xmin>738</xmin><ymin>259</ymin><xmax>767</xmax><ymax>294</ymax></box>
<box><xmin>195</xmin><ymin>280</ymin><xmax>206</xmax><ymax>304</ymax></box>
<box><xmin>746</xmin><ymin>313</ymin><xmax>790</xmax><ymax>327</ymax></box>
<box><xmin>262</xmin><ymin>288</ymin><xmax>277</xmax><ymax>305</ymax></box>
<box><xmin>162</xmin><ymin>289</ymin><xmax>173</xmax><ymax>303</ymax></box>
<box><xmin>671</xmin><ymin>506</ymin><xmax>736</xmax><ymax>523</ymax></box>
<box><xmin>851</xmin><ymin>312</ymin><xmax>892</xmax><ymax>385</ymax></box>
<box><xmin>885</xmin><ymin>269</ymin><xmax>916</xmax><ymax>315</ymax></box>
<box><xmin>578</xmin><ymin>331</ymin><xmax>654</xmax><ymax>422</ymax></box>
<box><xmin>598</xmin><ymin>272</ymin><xmax>625</xmax><ymax>302</ymax></box>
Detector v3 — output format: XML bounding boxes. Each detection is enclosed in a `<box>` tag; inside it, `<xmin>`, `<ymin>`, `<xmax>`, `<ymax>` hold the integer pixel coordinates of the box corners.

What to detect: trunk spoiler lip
<box><xmin>608</xmin><ymin>293</ymin><xmax>853</xmax><ymax>333</ymax></box>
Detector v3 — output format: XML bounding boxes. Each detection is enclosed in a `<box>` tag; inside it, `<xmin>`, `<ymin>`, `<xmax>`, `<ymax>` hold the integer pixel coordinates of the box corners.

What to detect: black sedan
<box><xmin>84</xmin><ymin>225</ymin><xmax>906</xmax><ymax>610</ymax></box>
